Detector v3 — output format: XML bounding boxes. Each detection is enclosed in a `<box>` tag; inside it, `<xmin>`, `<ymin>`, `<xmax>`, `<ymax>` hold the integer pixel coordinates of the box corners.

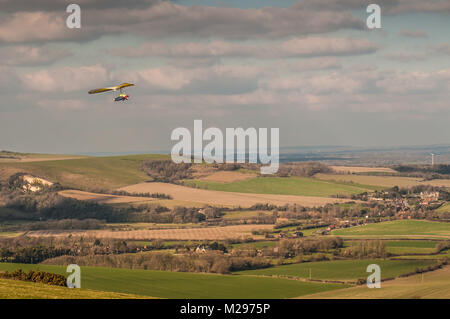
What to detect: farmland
<box><xmin>299</xmin><ymin>265</ymin><xmax>450</xmax><ymax>299</ymax></box>
<box><xmin>332</xmin><ymin>220</ymin><xmax>450</xmax><ymax>238</ymax></box>
<box><xmin>184</xmin><ymin>176</ymin><xmax>379</xmax><ymax>197</ymax></box>
<box><xmin>26</xmin><ymin>224</ymin><xmax>274</xmax><ymax>240</ymax></box>
<box><xmin>0</xmin><ymin>263</ymin><xmax>346</xmax><ymax>299</ymax></box>
<box><xmin>120</xmin><ymin>182</ymin><xmax>350</xmax><ymax>207</ymax></box>
<box><xmin>234</xmin><ymin>259</ymin><xmax>437</xmax><ymax>281</ymax></box>
<box><xmin>0</xmin><ymin>152</ymin><xmax>449</xmax><ymax>300</ymax></box>
<box><xmin>0</xmin><ymin>278</ymin><xmax>148</xmax><ymax>299</ymax></box>
<box><xmin>59</xmin><ymin>189</ymin><xmax>158</xmax><ymax>205</ymax></box>
<box><xmin>0</xmin><ymin>154</ymin><xmax>168</xmax><ymax>190</ymax></box>
<box><xmin>437</xmin><ymin>202</ymin><xmax>450</xmax><ymax>213</ymax></box>
<box><xmin>315</xmin><ymin>173</ymin><xmax>450</xmax><ymax>188</ymax></box>
<box><xmin>329</xmin><ymin>166</ymin><xmax>396</xmax><ymax>174</ymax></box>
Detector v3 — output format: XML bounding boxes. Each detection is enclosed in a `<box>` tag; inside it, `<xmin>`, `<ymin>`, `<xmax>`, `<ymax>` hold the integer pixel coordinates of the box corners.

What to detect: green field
<box><xmin>185</xmin><ymin>176</ymin><xmax>379</xmax><ymax>197</ymax></box>
<box><xmin>234</xmin><ymin>259</ymin><xmax>437</xmax><ymax>281</ymax></box>
<box><xmin>0</xmin><ymin>154</ymin><xmax>168</xmax><ymax>190</ymax></box>
<box><xmin>0</xmin><ymin>263</ymin><xmax>346</xmax><ymax>299</ymax></box>
<box><xmin>332</xmin><ymin>220</ymin><xmax>450</xmax><ymax>238</ymax></box>
<box><xmin>384</xmin><ymin>240</ymin><xmax>439</xmax><ymax>254</ymax></box>
<box><xmin>0</xmin><ymin>278</ymin><xmax>147</xmax><ymax>299</ymax></box>
<box><xmin>436</xmin><ymin>203</ymin><xmax>450</xmax><ymax>213</ymax></box>
<box><xmin>300</xmin><ymin>266</ymin><xmax>450</xmax><ymax>299</ymax></box>
<box><xmin>344</xmin><ymin>240</ymin><xmax>439</xmax><ymax>255</ymax></box>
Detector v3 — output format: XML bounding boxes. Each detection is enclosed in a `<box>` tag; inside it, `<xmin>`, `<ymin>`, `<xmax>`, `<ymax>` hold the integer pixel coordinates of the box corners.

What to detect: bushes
<box><xmin>109</xmin><ymin>190</ymin><xmax>172</xmax><ymax>200</ymax></box>
<box><xmin>0</xmin><ymin>269</ymin><xmax>66</xmax><ymax>286</ymax></box>
<box><xmin>142</xmin><ymin>160</ymin><xmax>192</xmax><ymax>183</ymax></box>
<box><xmin>0</xmin><ymin>245</ymin><xmax>71</xmax><ymax>264</ymax></box>
<box><xmin>434</xmin><ymin>241</ymin><xmax>450</xmax><ymax>254</ymax></box>
<box><xmin>340</xmin><ymin>240</ymin><xmax>387</xmax><ymax>259</ymax></box>
<box><xmin>43</xmin><ymin>252</ymin><xmax>270</xmax><ymax>274</ymax></box>
<box><xmin>276</xmin><ymin>162</ymin><xmax>333</xmax><ymax>177</ymax></box>
<box><xmin>23</xmin><ymin>219</ymin><xmax>105</xmax><ymax>231</ymax></box>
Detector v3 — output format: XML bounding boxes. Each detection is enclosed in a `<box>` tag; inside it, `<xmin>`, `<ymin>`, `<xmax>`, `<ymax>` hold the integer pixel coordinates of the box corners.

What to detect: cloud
<box><xmin>299</xmin><ymin>0</ymin><xmax>450</xmax><ymax>14</ymax></box>
<box><xmin>0</xmin><ymin>66</ymin><xmax>21</xmax><ymax>93</ymax></box>
<box><xmin>0</xmin><ymin>12</ymin><xmax>72</xmax><ymax>43</ymax></box>
<box><xmin>431</xmin><ymin>44</ymin><xmax>450</xmax><ymax>55</ymax></box>
<box><xmin>0</xmin><ymin>2</ymin><xmax>364</xmax><ymax>43</ymax></box>
<box><xmin>111</xmin><ymin>37</ymin><xmax>377</xmax><ymax>59</ymax></box>
<box><xmin>20</xmin><ymin>64</ymin><xmax>110</xmax><ymax>92</ymax></box>
<box><xmin>383</xmin><ymin>52</ymin><xmax>427</xmax><ymax>62</ymax></box>
<box><xmin>0</xmin><ymin>45</ymin><xmax>71</xmax><ymax>66</ymax></box>
<box><xmin>398</xmin><ymin>30</ymin><xmax>428</xmax><ymax>38</ymax></box>
<box><xmin>0</xmin><ymin>0</ymin><xmax>164</xmax><ymax>12</ymax></box>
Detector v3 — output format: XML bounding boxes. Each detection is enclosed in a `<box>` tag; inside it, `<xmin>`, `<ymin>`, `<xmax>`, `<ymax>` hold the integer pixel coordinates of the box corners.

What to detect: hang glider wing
<box><xmin>88</xmin><ymin>83</ymin><xmax>134</xmax><ymax>94</ymax></box>
<box><xmin>117</xmin><ymin>83</ymin><xmax>135</xmax><ymax>90</ymax></box>
<box><xmin>88</xmin><ymin>87</ymin><xmax>115</xmax><ymax>94</ymax></box>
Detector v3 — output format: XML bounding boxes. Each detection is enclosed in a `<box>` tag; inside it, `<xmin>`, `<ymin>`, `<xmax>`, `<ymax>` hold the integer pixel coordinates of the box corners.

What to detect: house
<box><xmin>420</xmin><ymin>192</ymin><xmax>440</xmax><ymax>205</ymax></box>
<box><xmin>195</xmin><ymin>246</ymin><xmax>207</xmax><ymax>254</ymax></box>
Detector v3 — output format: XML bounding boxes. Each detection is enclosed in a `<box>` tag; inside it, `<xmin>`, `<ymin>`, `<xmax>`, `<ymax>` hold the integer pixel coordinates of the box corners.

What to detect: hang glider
<box><xmin>88</xmin><ymin>83</ymin><xmax>135</xmax><ymax>101</ymax></box>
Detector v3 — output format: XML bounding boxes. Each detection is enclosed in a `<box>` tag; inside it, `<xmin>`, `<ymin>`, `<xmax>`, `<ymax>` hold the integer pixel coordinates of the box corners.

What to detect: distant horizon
<box><xmin>3</xmin><ymin>143</ymin><xmax>450</xmax><ymax>157</ymax></box>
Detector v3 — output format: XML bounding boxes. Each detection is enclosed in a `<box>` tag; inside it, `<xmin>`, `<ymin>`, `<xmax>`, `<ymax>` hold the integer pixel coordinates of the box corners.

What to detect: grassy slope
<box><xmin>234</xmin><ymin>259</ymin><xmax>436</xmax><ymax>280</ymax></box>
<box><xmin>0</xmin><ymin>278</ymin><xmax>149</xmax><ymax>299</ymax></box>
<box><xmin>0</xmin><ymin>263</ymin><xmax>345</xmax><ymax>299</ymax></box>
<box><xmin>332</xmin><ymin>220</ymin><xmax>450</xmax><ymax>238</ymax></box>
<box><xmin>299</xmin><ymin>265</ymin><xmax>450</xmax><ymax>299</ymax></box>
<box><xmin>0</xmin><ymin>154</ymin><xmax>168</xmax><ymax>190</ymax></box>
<box><xmin>185</xmin><ymin>176</ymin><xmax>379</xmax><ymax>197</ymax></box>
<box><xmin>436</xmin><ymin>202</ymin><xmax>450</xmax><ymax>213</ymax></box>
<box><xmin>316</xmin><ymin>173</ymin><xmax>450</xmax><ymax>188</ymax></box>
<box><xmin>342</xmin><ymin>240</ymin><xmax>439</xmax><ymax>255</ymax></box>
<box><xmin>384</xmin><ymin>240</ymin><xmax>438</xmax><ymax>254</ymax></box>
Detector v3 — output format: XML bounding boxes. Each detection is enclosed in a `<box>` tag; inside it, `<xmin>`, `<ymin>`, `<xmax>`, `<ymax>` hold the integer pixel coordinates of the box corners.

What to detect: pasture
<box><xmin>436</xmin><ymin>203</ymin><xmax>450</xmax><ymax>213</ymax></box>
<box><xmin>0</xmin><ymin>154</ymin><xmax>169</xmax><ymax>190</ymax></box>
<box><xmin>332</xmin><ymin>220</ymin><xmax>450</xmax><ymax>238</ymax></box>
<box><xmin>315</xmin><ymin>173</ymin><xmax>450</xmax><ymax>188</ymax></box>
<box><xmin>343</xmin><ymin>239</ymin><xmax>439</xmax><ymax>254</ymax></box>
<box><xmin>299</xmin><ymin>265</ymin><xmax>450</xmax><ymax>299</ymax></box>
<box><xmin>184</xmin><ymin>176</ymin><xmax>378</xmax><ymax>197</ymax></box>
<box><xmin>234</xmin><ymin>259</ymin><xmax>437</xmax><ymax>281</ymax></box>
<box><xmin>0</xmin><ymin>278</ymin><xmax>147</xmax><ymax>299</ymax></box>
<box><xmin>0</xmin><ymin>263</ymin><xmax>347</xmax><ymax>299</ymax></box>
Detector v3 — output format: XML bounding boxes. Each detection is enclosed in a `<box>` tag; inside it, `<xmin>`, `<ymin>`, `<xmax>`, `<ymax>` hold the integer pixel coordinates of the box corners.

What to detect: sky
<box><xmin>0</xmin><ymin>0</ymin><xmax>449</xmax><ymax>154</ymax></box>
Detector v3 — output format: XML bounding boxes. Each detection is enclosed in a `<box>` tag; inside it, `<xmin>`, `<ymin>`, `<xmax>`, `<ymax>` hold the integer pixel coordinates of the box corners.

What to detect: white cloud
<box><xmin>0</xmin><ymin>45</ymin><xmax>71</xmax><ymax>66</ymax></box>
<box><xmin>111</xmin><ymin>37</ymin><xmax>377</xmax><ymax>59</ymax></box>
<box><xmin>21</xmin><ymin>64</ymin><xmax>110</xmax><ymax>92</ymax></box>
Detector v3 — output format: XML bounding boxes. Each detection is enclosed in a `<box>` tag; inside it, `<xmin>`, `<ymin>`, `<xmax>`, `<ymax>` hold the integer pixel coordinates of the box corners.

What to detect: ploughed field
<box><xmin>119</xmin><ymin>182</ymin><xmax>352</xmax><ymax>207</ymax></box>
<box><xmin>26</xmin><ymin>224</ymin><xmax>274</xmax><ymax>240</ymax></box>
